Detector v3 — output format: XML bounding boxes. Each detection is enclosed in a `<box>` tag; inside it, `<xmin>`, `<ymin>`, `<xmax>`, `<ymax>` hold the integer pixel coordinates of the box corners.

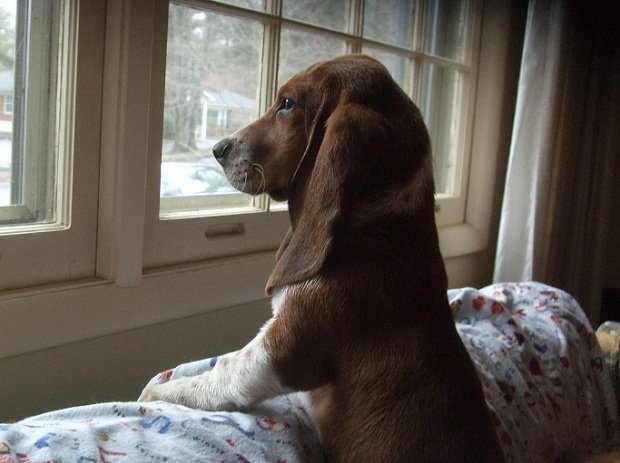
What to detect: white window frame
<box><xmin>0</xmin><ymin>0</ymin><xmax>518</xmax><ymax>358</ymax></box>
<box><xmin>0</xmin><ymin>0</ymin><xmax>103</xmax><ymax>290</ymax></box>
<box><xmin>142</xmin><ymin>0</ymin><xmax>482</xmax><ymax>270</ymax></box>
<box><xmin>1</xmin><ymin>1</ymin><xmax>61</xmax><ymax>226</ymax></box>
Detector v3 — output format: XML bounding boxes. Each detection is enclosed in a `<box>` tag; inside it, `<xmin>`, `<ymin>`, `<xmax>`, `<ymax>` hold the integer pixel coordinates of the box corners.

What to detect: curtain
<box><xmin>493</xmin><ymin>0</ymin><xmax>620</xmax><ymax>323</ymax></box>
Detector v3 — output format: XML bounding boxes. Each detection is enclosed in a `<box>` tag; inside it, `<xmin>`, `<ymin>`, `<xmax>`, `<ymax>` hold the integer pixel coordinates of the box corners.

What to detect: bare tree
<box><xmin>164</xmin><ymin>4</ymin><xmax>261</xmax><ymax>156</ymax></box>
<box><xmin>0</xmin><ymin>7</ymin><xmax>15</xmax><ymax>71</ymax></box>
<box><xmin>165</xmin><ymin>5</ymin><xmax>207</xmax><ymax>153</ymax></box>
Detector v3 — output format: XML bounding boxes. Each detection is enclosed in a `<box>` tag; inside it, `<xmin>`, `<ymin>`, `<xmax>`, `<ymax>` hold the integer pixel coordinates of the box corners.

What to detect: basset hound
<box><xmin>141</xmin><ymin>54</ymin><xmax>506</xmax><ymax>462</ymax></box>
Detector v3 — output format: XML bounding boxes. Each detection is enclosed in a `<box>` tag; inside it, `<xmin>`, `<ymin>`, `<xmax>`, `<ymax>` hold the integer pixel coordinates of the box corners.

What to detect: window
<box><xmin>0</xmin><ymin>0</ymin><xmax>102</xmax><ymax>290</ymax></box>
<box><xmin>159</xmin><ymin>0</ymin><xmax>476</xmax><ymax>214</ymax></box>
<box><xmin>144</xmin><ymin>0</ymin><xmax>480</xmax><ymax>268</ymax></box>
<box><xmin>0</xmin><ymin>0</ymin><xmax>481</xmax><ymax>287</ymax></box>
<box><xmin>159</xmin><ymin>4</ymin><xmax>263</xmax><ymax>213</ymax></box>
<box><xmin>0</xmin><ymin>1</ymin><xmax>65</xmax><ymax>227</ymax></box>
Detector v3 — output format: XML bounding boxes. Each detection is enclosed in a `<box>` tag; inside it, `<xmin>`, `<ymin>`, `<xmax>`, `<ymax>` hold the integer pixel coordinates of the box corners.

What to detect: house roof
<box><xmin>203</xmin><ymin>86</ymin><xmax>255</xmax><ymax>111</ymax></box>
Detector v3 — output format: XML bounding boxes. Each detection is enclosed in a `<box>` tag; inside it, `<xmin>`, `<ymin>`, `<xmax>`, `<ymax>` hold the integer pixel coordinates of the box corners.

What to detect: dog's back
<box><xmin>268</xmin><ymin>188</ymin><xmax>504</xmax><ymax>461</ymax></box>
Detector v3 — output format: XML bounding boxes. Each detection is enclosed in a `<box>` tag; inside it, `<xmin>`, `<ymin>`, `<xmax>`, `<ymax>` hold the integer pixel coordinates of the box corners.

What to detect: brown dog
<box><xmin>141</xmin><ymin>54</ymin><xmax>506</xmax><ymax>462</ymax></box>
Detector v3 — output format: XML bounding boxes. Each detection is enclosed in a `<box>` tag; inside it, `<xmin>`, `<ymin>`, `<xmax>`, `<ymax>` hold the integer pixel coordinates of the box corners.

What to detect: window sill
<box><xmin>0</xmin><ymin>222</ymin><xmax>484</xmax><ymax>359</ymax></box>
<box><xmin>0</xmin><ymin>251</ymin><xmax>274</xmax><ymax>359</ymax></box>
<box><xmin>439</xmin><ymin>222</ymin><xmax>486</xmax><ymax>259</ymax></box>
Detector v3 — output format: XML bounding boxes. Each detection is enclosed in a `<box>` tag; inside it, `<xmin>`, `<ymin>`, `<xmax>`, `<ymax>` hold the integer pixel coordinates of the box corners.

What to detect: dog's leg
<box><xmin>139</xmin><ymin>317</ymin><xmax>291</xmax><ymax>410</ymax></box>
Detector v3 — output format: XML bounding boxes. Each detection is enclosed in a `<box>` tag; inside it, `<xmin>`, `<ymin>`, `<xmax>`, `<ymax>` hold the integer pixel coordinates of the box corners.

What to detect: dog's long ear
<box><xmin>266</xmin><ymin>102</ymin><xmax>387</xmax><ymax>294</ymax></box>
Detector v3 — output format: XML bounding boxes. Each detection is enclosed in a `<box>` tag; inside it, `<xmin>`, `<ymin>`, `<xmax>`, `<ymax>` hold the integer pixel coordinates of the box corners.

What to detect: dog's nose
<box><xmin>212</xmin><ymin>139</ymin><xmax>231</xmax><ymax>163</ymax></box>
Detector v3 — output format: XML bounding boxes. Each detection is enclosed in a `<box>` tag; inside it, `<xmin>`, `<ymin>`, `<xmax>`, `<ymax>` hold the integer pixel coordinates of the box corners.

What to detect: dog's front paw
<box><xmin>139</xmin><ymin>374</ymin><xmax>235</xmax><ymax>411</ymax></box>
<box><xmin>139</xmin><ymin>376</ymin><xmax>201</xmax><ymax>408</ymax></box>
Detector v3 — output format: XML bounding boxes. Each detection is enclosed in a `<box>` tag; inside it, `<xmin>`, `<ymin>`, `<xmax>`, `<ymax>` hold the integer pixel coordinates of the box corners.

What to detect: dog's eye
<box><xmin>276</xmin><ymin>97</ymin><xmax>295</xmax><ymax>114</ymax></box>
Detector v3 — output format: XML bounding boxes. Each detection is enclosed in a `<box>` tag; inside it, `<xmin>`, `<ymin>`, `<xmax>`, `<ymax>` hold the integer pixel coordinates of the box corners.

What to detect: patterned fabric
<box><xmin>597</xmin><ymin>321</ymin><xmax>620</xmax><ymax>402</ymax></box>
<box><xmin>450</xmin><ymin>282</ymin><xmax>620</xmax><ymax>462</ymax></box>
<box><xmin>0</xmin><ymin>282</ymin><xmax>617</xmax><ymax>462</ymax></box>
<box><xmin>0</xmin><ymin>395</ymin><xmax>322</xmax><ymax>463</ymax></box>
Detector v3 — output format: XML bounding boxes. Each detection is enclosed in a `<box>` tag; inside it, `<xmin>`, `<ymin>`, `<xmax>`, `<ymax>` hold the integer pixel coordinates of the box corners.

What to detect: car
<box><xmin>160</xmin><ymin>158</ymin><xmax>237</xmax><ymax>196</ymax></box>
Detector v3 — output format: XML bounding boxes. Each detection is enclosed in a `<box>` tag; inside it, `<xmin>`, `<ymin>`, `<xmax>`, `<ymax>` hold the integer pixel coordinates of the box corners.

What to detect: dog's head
<box><xmin>213</xmin><ymin>54</ymin><xmax>433</xmax><ymax>294</ymax></box>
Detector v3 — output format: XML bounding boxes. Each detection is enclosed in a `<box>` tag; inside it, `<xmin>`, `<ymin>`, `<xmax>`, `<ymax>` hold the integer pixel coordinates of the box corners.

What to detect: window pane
<box><xmin>160</xmin><ymin>3</ymin><xmax>263</xmax><ymax>215</ymax></box>
<box><xmin>0</xmin><ymin>4</ymin><xmax>15</xmax><ymax>208</ymax></box>
<box><xmin>219</xmin><ymin>0</ymin><xmax>266</xmax><ymax>11</ymax></box>
<box><xmin>0</xmin><ymin>0</ymin><xmax>65</xmax><ymax>229</ymax></box>
<box><xmin>362</xmin><ymin>46</ymin><xmax>409</xmax><ymax>88</ymax></box>
<box><xmin>282</xmin><ymin>0</ymin><xmax>348</xmax><ymax>32</ymax></box>
<box><xmin>419</xmin><ymin>63</ymin><xmax>464</xmax><ymax>195</ymax></box>
<box><xmin>363</xmin><ymin>0</ymin><xmax>415</xmax><ymax>48</ymax></box>
<box><xmin>423</xmin><ymin>0</ymin><xmax>468</xmax><ymax>62</ymax></box>
<box><xmin>278</xmin><ymin>27</ymin><xmax>346</xmax><ymax>85</ymax></box>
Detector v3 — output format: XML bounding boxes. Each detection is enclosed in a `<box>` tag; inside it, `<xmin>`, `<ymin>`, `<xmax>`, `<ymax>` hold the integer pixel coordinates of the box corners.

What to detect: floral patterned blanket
<box><xmin>1</xmin><ymin>282</ymin><xmax>618</xmax><ymax>462</ymax></box>
<box><xmin>450</xmin><ymin>282</ymin><xmax>619</xmax><ymax>461</ymax></box>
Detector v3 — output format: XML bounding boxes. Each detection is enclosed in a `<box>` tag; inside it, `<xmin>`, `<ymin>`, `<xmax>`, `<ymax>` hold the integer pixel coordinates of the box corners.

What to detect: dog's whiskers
<box><xmin>251</xmin><ymin>163</ymin><xmax>266</xmax><ymax>195</ymax></box>
<box><xmin>242</xmin><ymin>171</ymin><xmax>249</xmax><ymax>192</ymax></box>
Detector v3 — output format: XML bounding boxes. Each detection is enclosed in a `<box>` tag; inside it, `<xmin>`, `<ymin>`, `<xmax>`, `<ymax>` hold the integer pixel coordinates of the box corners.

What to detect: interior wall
<box><xmin>0</xmin><ymin>300</ymin><xmax>271</xmax><ymax>422</ymax></box>
<box><xmin>0</xmin><ymin>244</ymin><xmax>503</xmax><ymax>423</ymax></box>
<box><xmin>0</xmin><ymin>250</ymin><xmax>508</xmax><ymax>423</ymax></box>
<box><xmin>446</xmin><ymin>253</ymin><xmax>493</xmax><ymax>289</ymax></box>
<box><xmin>0</xmin><ymin>260</ymin><xmax>479</xmax><ymax>423</ymax></box>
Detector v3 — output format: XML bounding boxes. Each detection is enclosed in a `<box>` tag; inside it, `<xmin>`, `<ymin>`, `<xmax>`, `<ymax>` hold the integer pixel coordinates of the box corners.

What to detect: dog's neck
<box><xmin>281</xmin><ymin>191</ymin><xmax>449</xmax><ymax>299</ymax></box>
<box><xmin>334</xmin><ymin>196</ymin><xmax>443</xmax><ymax>262</ymax></box>
<box><xmin>285</xmin><ymin>158</ymin><xmax>315</xmax><ymax>231</ymax></box>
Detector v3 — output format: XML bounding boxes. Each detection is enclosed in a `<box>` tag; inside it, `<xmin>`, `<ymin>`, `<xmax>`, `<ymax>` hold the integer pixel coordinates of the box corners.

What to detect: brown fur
<box><xmin>213</xmin><ymin>54</ymin><xmax>505</xmax><ymax>462</ymax></box>
<box><xmin>565</xmin><ymin>451</ymin><xmax>620</xmax><ymax>463</ymax></box>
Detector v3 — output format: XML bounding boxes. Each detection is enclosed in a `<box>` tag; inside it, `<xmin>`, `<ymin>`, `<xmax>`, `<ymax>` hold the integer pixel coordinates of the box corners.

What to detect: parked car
<box><xmin>160</xmin><ymin>158</ymin><xmax>237</xmax><ymax>197</ymax></box>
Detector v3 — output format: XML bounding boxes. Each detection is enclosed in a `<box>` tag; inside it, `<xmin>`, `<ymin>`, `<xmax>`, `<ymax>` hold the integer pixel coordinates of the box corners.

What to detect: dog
<box><xmin>141</xmin><ymin>54</ymin><xmax>506</xmax><ymax>462</ymax></box>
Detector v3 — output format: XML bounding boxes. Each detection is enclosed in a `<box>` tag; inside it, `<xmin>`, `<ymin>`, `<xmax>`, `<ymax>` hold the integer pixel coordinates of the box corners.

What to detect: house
<box><xmin>199</xmin><ymin>85</ymin><xmax>255</xmax><ymax>141</ymax></box>
<box><xmin>0</xmin><ymin>69</ymin><xmax>12</xmax><ymax>138</ymax></box>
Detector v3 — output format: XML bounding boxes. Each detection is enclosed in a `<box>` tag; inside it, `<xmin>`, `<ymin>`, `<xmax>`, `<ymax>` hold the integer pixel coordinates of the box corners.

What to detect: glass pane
<box><xmin>363</xmin><ymin>0</ymin><xmax>415</xmax><ymax>48</ymax></box>
<box><xmin>0</xmin><ymin>3</ymin><xmax>16</xmax><ymax>208</ymax></box>
<box><xmin>419</xmin><ymin>63</ymin><xmax>464</xmax><ymax>195</ymax></box>
<box><xmin>282</xmin><ymin>0</ymin><xmax>348</xmax><ymax>32</ymax></box>
<box><xmin>423</xmin><ymin>0</ymin><xmax>468</xmax><ymax>62</ymax></box>
<box><xmin>0</xmin><ymin>0</ymin><xmax>64</xmax><ymax>228</ymax></box>
<box><xmin>0</xmin><ymin>105</ymin><xmax>10</xmax><ymax>206</ymax></box>
<box><xmin>362</xmin><ymin>46</ymin><xmax>409</xmax><ymax>89</ymax></box>
<box><xmin>278</xmin><ymin>27</ymin><xmax>346</xmax><ymax>85</ymax></box>
<box><xmin>219</xmin><ymin>0</ymin><xmax>265</xmax><ymax>11</ymax></box>
<box><xmin>161</xmin><ymin>3</ymin><xmax>262</xmax><ymax>213</ymax></box>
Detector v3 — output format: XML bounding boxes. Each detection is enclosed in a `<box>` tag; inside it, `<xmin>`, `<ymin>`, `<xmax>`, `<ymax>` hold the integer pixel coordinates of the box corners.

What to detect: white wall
<box><xmin>0</xmin><ymin>300</ymin><xmax>271</xmax><ymax>421</ymax></box>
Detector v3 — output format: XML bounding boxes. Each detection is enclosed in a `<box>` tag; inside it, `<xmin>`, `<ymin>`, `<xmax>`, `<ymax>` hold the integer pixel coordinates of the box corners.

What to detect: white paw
<box><xmin>139</xmin><ymin>376</ymin><xmax>191</xmax><ymax>404</ymax></box>
<box><xmin>139</xmin><ymin>374</ymin><xmax>235</xmax><ymax>411</ymax></box>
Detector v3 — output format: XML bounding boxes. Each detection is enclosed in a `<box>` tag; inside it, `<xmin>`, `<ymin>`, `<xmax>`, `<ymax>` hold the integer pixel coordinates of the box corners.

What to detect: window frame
<box><xmin>0</xmin><ymin>0</ymin><xmax>103</xmax><ymax>290</ymax></box>
<box><xmin>1</xmin><ymin>1</ymin><xmax>61</xmax><ymax>226</ymax></box>
<box><xmin>143</xmin><ymin>0</ymin><xmax>482</xmax><ymax>270</ymax></box>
